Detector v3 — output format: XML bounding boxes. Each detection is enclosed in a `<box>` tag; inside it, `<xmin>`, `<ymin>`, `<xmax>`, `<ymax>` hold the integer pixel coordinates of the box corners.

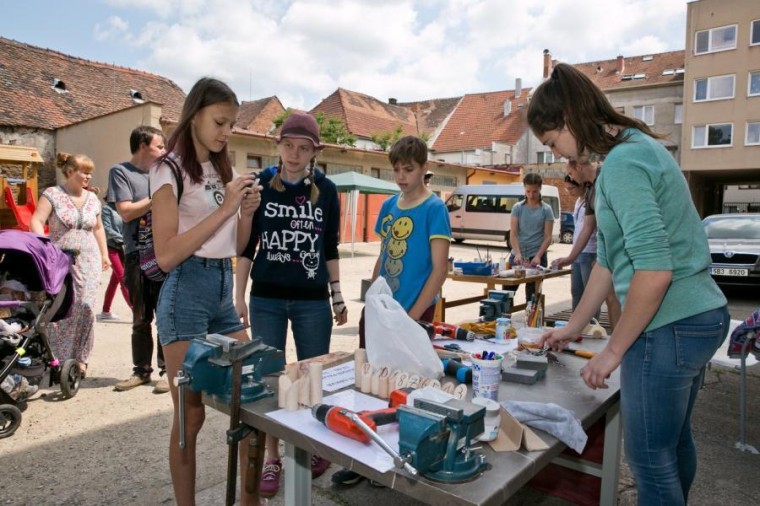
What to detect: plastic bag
<box><xmin>364</xmin><ymin>277</ymin><xmax>443</xmax><ymax>379</ymax></box>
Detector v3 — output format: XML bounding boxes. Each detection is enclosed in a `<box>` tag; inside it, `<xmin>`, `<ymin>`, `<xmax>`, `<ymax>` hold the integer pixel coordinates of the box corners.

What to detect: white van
<box><xmin>445</xmin><ymin>183</ymin><xmax>561</xmax><ymax>244</ymax></box>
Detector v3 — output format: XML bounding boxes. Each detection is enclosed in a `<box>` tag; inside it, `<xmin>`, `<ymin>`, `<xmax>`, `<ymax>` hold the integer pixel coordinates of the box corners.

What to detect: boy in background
<box><xmin>332</xmin><ymin>135</ymin><xmax>451</xmax><ymax>486</ymax></box>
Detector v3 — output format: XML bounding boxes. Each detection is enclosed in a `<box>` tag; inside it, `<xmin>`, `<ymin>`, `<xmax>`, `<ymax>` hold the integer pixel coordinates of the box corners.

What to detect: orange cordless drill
<box><xmin>417</xmin><ymin>321</ymin><xmax>475</xmax><ymax>341</ymax></box>
<box><xmin>312</xmin><ymin>404</ymin><xmax>399</xmax><ymax>443</ymax></box>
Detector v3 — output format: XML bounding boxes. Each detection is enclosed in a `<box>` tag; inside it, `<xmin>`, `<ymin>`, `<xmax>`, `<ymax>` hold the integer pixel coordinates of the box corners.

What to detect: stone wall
<box><xmin>0</xmin><ymin>127</ymin><xmax>57</xmax><ymax>194</ymax></box>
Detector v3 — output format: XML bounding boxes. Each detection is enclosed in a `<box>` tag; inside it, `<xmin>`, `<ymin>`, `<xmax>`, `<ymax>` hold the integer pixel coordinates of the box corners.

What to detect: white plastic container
<box><xmin>494</xmin><ymin>317</ymin><xmax>510</xmax><ymax>344</ymax></box>
<box><xmin>472</xmin><ymin>397</ymin><xmax>501</xmax><ymax>442</ymax></box>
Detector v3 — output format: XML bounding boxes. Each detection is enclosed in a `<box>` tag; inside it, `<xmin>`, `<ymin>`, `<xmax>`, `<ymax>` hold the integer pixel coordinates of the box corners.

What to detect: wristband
<box><xmin>330</xmin><ymin>281</ymin><xmax>346</xmax><ymax>315</ymax></box>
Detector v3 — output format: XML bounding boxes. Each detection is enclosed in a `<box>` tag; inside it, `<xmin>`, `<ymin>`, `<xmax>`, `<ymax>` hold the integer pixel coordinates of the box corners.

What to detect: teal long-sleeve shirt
<box><xmin>595</xmin><ymin>128</ymin><xmax>726</xmax><ymax>332</ymax></box>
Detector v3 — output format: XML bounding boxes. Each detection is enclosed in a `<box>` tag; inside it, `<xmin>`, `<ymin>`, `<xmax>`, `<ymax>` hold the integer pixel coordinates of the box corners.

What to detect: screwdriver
<box><xmin>561</xmin><ymin>348</ymin><xmax>596</xmax><ymax>359</ymax></box>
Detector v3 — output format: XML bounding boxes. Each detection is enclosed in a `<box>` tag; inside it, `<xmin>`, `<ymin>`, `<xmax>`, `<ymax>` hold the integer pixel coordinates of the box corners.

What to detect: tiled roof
<box><xmin>0</xmin><ymin>37</ymin><xmax>185</xmax><ymax>130</ymax></box>
<box><xmin>237</xmin><ymin>96</ymin><xmax>285</xmax><ymax>134</ymax></box>
<box><xmin>310</xmin><ymin>88</ymin><xmax>419</xmax><ymax>139</ymax></box>
<box><xmin>430</xmin><ymin>90</ymin><xmax>531</xmax><ymax>152</ymax></box>
<box><xmin>572</xmin><ymin>50</ymin><xmax>685</xmax><ymax>90</ymax></box>
<box><xmin>398</xmin><ymin>97</ymin><xmax>462</xmax><ymax>137</ymax></box>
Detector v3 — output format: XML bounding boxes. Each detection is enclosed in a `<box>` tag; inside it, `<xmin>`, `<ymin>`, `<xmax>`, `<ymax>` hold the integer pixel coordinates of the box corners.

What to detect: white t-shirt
<box><xmin>149</xmin><ymin>157</ymin><xmax>238</xmax><ymax>259</ymax></box>
<box><xmin>573</xmin><ymin>197</ymin><xmax>598</xmax><ymax>254</ymax></box>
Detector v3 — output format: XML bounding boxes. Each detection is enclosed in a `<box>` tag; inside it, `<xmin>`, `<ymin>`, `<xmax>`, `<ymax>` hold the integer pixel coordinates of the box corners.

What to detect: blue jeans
<box><xmin>620</xmin><ymin>305</ymin><xmax>729</xmax><ymax>505</ymax></box>
<box><xmin>156</xmin><ymin>256</ymin><xmax>244</xmax><ymax>346</ymax></box>
<box><xmin>249</xmin><ymin>297</ymin><xmax>332</xmax><ymax>361</ymax></box>
<box><xmin>571</xmin><ymin>252</ymin><xmax>599</xmax><ymax>320</ymax></box>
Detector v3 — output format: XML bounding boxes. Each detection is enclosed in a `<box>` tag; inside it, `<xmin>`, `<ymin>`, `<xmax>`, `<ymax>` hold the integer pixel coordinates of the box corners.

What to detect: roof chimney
<box><xmin>543</xmin><ymin>49</ymin><xmax>552</xmax><ymax>79</ymax></box>
<box><xmin>616</xmin><ymin>55</ymin><xmax>625</xmax><ymax>74</ymax></box>
<box><xmin>388</xmin><ymin>98</ymin><xmax>397</xmax><ymax>105</ymax></box>
<box><xmin>515</xmin><ymin>78</ymin><xmax>522</xmax><ymax>98</ymax></box>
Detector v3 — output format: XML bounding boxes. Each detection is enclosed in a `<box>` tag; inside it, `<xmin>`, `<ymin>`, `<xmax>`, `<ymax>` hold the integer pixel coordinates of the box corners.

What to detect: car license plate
<box><xmin>711</xmin><ymin>267</ymin><xmax>749</xmax><ymax>277</ymax></box>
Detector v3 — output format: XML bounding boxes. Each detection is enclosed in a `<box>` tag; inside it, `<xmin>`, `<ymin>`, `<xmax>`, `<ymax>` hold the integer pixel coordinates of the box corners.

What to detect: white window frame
<box><xmin>633</xmin><ymin>105</ymin><xmax>655</xmax><ymax>125</ymax></box>
<box><xmin>692</xmin><ymin>123</ymin><xmax>733</xmax><ymax>149</ymax></box>
<box><xmin>694</xmin><ymin>24</ymin><xmax>738</xmax><ymax>55</ymax></box>
<box><xmin>749</xmin><ymin>71</ymin><xmax>760</xmax><ymax>97</ymax></box>
<box><xmin>751</xmin><ymin>19</ymin><xmax>760</xmax><ymax>46</ymax></box>
<box><xmin>747</xmin><ymin>122</ymin><xmax>760</xmax><ymax>146</ymax></box>
<box><xmin>536</xmin><ymin>151</ymin><xmax>554</xmax><ymax>164</ymax></box>
<box><xmin>674</xmin><ymin>104</ymin><xmax>683</xmax><ymax>125</ymax></box>
<box><xmin>693</xmin><ymin>74</ymin><xmax>735</xmax><ymax>102</ymax></box>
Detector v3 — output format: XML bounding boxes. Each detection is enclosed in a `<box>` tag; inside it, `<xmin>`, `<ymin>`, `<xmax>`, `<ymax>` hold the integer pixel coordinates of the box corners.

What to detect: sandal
<box><xmin>77</xmin><ymin>362</ymin><xmax>88</xmax><ymax>379</ymax></box>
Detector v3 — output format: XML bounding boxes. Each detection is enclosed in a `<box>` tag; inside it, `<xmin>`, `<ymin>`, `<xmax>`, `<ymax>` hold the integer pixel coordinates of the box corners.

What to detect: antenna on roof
<box><xmin>249</xmin><ymin>67</ymin><xmax>252</xmax><ymax>101</ymax></box>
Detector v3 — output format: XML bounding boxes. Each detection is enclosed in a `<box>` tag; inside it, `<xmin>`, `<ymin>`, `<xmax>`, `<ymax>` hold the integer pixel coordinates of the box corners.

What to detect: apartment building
<box><xmin>682</xmin><ymin>0</ymin><xmax>760</xmax><ymax>215</ymax></box>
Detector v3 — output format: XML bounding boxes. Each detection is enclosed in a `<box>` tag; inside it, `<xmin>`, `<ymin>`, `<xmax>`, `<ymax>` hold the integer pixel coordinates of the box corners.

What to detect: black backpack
<box><xmin>138</xmin><ymin>158</ymin><xmax>183</xmax><ymax>282</ymax></box>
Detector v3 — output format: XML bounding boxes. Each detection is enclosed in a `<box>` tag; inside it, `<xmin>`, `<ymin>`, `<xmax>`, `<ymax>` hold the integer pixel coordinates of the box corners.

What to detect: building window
<box><xmin>694</xmin><ymin>75</ymin><xmax>735</xmax><ymax>102</ymax></box>
<box><xmin>246</xmin><ymin>155</ymin><xmax>262</xmax><ymax>170</ymax></box>
<box><xmin>633</xmin><ymin>105</ymin><xmax>655</xmax><ymax>125</ymax></box>
<box><xmin>749</xmin><ymin>71</ymin><xmax>760</xmax><ymax>97</ymax></box>
<box><xmin>674</xmin><ymin>104</ymin><xmax>683</xmax><ymax>124</ymax></box>
<box><xmin>747</xmin><ymin>122</ymin><xmax>760</xmax><ymax>146</ymax></box>
<box><xmin>752</xmin><ymin>19</ymin><xmax>760</xmax><ymax>46</ymax></box>
<box><xmin>695</xmin><ymin>24</ymin><xmax>737</xmax><ymax>54</ymax></box>
<box><xmin>536</xmin><ymin>151</ymin><xmax>554</xmax><ymax>164</ymax></box>
<box><xmin>692</xmin><ymin>123</ymin><xmax>733</xmax><ymax>148</ymax></box>
<box><xmin>228</xmin><ymin>150</ymin><xmax>236</xmax><ymax>167</ymax></box>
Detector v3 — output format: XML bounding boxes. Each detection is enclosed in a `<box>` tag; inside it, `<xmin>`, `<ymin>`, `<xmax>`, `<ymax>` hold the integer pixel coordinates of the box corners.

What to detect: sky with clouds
<box><xmin>1</xmin><ymin>0</ymin><xmax>688</xmax><ymax>109</ymax></box>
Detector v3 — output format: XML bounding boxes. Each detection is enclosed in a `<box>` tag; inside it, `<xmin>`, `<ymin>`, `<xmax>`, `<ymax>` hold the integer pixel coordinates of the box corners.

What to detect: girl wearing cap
<box><xmin>149</xmin><ymin>77</ymin><xmax>261</xmax><ymax>505</ymax></box>
<box><xmin>532</xmin><ymin>63</ymin><xmax>728</xmax><ymax>505</ymax></box>
<box><xmin>236</xmin><ymin>112</ymin><xmax>346</xmax><ymax>498</ymax></box>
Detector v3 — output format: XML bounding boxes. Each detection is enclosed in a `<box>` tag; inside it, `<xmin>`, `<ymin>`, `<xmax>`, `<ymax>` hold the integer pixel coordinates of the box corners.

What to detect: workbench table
<box><xmin>205</xmin><ymin>337</ymin><xmax>621</xmax><ymax>506</ymax></box>
<box><xmin>439</xmin><ymin>268</ymin><xmax>571</xmax><ymax>320</ymax></box>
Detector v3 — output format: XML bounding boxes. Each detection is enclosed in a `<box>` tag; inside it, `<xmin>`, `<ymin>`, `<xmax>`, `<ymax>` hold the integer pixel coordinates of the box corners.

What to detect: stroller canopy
<box><xmin>0</xmin><ymin>230</ymin><xmax>72</xmax><ymax>294</ymax></box>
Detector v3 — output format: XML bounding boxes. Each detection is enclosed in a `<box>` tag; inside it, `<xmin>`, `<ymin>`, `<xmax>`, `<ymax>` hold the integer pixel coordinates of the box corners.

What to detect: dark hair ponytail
<box><xmin>527</xmin><ymin>63</ymin><xmax>662</xmax><ymax>157</ymax></box>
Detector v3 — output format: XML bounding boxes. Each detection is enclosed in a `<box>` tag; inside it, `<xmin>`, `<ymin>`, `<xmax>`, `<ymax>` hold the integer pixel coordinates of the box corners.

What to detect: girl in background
<box><xmin>98</xmin><ymin>201</ymin><xmax>131</xmax><ymax>320</ymax></box>
<box><xmin>531</xmin><ymin>63</ymin><xmax>728</xmax><ymax>505</ymax></box>
<box><xmin>150</xmin><ymin>77</ymin><xmax>261</xmax><ymax>506</ymax></box>
<box><xmin>236</xmin><ymin>112</ymin><xmax>346</xmax><ymax>499</ymax></box>
<box><xmin>552</xmin><ymin>171</ymin><xmax>599</xmax><ymax>319</ymax></box>
<box><xmin>30</xmin><ymin>153</ymin><xmax>110</xmax><ymax>378</ymax></box>
<box><xmin>509</xmin><ymin>172</ymin><xmax>554</xmax><ymax>303</ymax></box>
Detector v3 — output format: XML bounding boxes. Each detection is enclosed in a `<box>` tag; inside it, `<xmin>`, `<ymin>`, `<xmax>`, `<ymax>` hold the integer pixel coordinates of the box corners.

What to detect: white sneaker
<box><xmin>97</xmin><ymin>312</ymin><xmax>121</xmax><ymax>321</ymax></box>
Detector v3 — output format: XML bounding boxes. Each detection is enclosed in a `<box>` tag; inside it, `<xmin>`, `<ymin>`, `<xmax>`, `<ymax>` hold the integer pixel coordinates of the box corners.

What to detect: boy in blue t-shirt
<box><xmin>332</xmin><ymin>136</ymin><xmax>451</xmax><ymax>487</ymax></box>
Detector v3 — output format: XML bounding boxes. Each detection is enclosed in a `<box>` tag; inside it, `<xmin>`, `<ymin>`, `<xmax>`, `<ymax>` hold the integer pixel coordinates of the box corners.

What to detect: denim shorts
<box><xmin>157</xmin><ymin>256</ymin><xmax>244</xmax><ymax>346</ymax></box>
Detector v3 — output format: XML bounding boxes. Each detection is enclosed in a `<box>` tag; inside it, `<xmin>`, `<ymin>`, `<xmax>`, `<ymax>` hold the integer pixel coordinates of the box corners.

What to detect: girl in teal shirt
<box><xmin>528</xmin><ymin>63</ymin><xmax>728</xmax><ymax>506</ymax></box>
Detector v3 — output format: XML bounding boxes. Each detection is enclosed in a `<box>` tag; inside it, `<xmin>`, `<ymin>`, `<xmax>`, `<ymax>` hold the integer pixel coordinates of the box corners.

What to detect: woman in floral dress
<box><xmin>31</xmin><ymin>152</ymin><xmax>110</xmax><ymax>377</ymax></box>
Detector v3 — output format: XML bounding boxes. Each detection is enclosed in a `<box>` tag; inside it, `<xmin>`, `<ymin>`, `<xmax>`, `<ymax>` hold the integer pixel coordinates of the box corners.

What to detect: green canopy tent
<box><xmin>326</xmin><ymin>171</ymin><xmax>399</xmax><ymax>256</ymax></box>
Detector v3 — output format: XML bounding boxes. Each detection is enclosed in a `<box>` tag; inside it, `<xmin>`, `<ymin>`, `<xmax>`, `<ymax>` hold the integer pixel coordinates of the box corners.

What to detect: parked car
<box><xmin>446</xmin><ymin>184</ymin><xmax>562</xmax><ymax>244</ymax></box>
<box><xmin>560</xmin><ymin>211</ymin><xmax>574</xmax><ymax>244</ymax></box>
<box><xmin>702</xmin><ymin>213</ymin><xmax>760</xmax><ymax>286</ymax></box>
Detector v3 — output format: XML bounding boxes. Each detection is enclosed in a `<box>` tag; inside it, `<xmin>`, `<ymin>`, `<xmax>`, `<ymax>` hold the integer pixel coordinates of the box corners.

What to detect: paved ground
<box><xmin>1</xmin><ymin>239</ymin><xmax>758</xmax><ymax>505</ymax></box>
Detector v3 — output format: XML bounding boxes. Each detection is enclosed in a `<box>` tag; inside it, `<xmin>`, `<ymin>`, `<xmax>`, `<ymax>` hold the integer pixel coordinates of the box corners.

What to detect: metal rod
<box><xmin>346</xmin><ymin>412</ymin><xmax>418</xmax><ymax>476</ymax></box>
<box><xmin>174</xmin><ymin>371</ymin><xmax>188</xmax><ymax>449</ymax></box>
<box><xmin>226</xmin><ymin>356</ymin><xmax>244</xmax><ymax>506</ymax></box>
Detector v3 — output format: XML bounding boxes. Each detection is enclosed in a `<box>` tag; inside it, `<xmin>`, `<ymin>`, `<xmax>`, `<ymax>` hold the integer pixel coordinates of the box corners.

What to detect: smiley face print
<box><xmin>391</xmin><ymin>216</ymin><xmax>413</xmax><ymax>240</ymax></box>
<box><xmin>386</xmin><ymin>237</ymin><xmax>407</xmax><ymax>259</ymax></box>
<box><xmin>384</xmin><ymin>256</ymin><xmax>403</xmax><ymax>277</ymax></box>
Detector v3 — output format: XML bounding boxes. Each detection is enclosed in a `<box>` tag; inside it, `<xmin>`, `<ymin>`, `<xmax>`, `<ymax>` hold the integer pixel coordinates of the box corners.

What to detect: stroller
<box><xmin>0</xmin><ymin>230</ymin><xmax>81</xmax><ymax>438</ymax></box>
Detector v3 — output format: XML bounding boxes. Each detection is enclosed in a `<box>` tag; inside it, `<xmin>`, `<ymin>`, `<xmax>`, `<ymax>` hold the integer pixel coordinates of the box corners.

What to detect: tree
<box><xmin>370</xmin><ymin>125</ymin><xmax>405</xmax><ymax>151</ymax></box>
<box><xmin>272</xmin><ymin>109</ymin><xmax>356</xmax><ymax>147</ymax></box>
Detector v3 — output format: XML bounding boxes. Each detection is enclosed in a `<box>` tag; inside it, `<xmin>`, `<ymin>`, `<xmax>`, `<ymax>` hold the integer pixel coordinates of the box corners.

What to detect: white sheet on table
<box><xmin>266</xmin><ymin>390</ymin><xmax>398</xmax><ymax>473</ymax></box>
<box><xmin>451</xmin><ymin>337</ymin><xmax>519</xmax><ymax>356</ymax></box>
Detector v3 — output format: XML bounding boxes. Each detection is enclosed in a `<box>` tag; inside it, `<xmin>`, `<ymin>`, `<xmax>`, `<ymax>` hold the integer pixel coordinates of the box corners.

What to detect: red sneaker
<box><xmin>311</xmin><ymin>455</ymin><xmax>331</xmax><ymax>478</ymax></box>
<box><xmin>259</xmin><ymin>459</ymin><xmax>282</xmax><ymax>498</ymax></box>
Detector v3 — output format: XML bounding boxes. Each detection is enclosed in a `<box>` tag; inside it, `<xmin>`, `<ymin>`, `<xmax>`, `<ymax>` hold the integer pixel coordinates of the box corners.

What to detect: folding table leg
<box><xmin>284</xmin><ymin>442</ymin><xmax>312</xmax><ymax>506</ymax></box>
